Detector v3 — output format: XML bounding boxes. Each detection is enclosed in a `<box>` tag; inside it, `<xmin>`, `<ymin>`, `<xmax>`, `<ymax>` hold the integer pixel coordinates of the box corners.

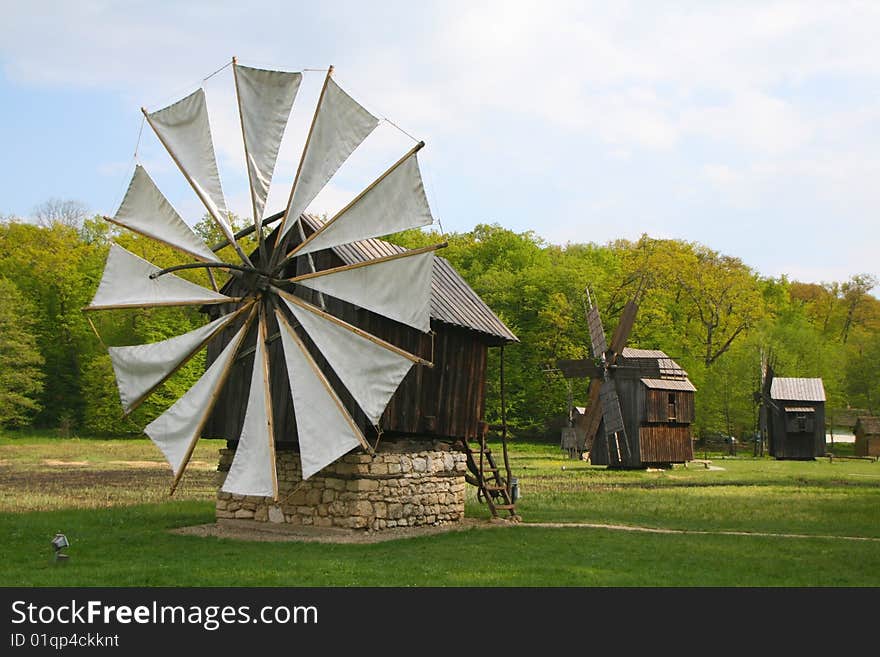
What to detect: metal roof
<box><xmin>784</xmin><ymin>406</ymin><xmax>817</xmax><ymax>413</ymax></box>
<box><xmin>622</xmin><ymin>348</ymin><xmax>668</xmax><ymax>359</ymax></box>
<box><xmin>300</xmin><ymin>215</ymin><xmax>518</xmax><ymax>344</ymax></box>
<box><xmin>855</xmin><ymin>416</ymin><xmax>880</xmax><ymax>435</ymax></box>
<box><xmin>620</xmin><ymin>348</ymin><xmax>689</xmax><ymax>379</ymax></box>
<box><xmin>641</xmin><ymin>378</ymin><xmax>697</xmax><ymax>392</ymax></box>
<box><xmin>770</xmin><ymin>377</ymin><xmax>826</xmax><ymax>402</ymax></box>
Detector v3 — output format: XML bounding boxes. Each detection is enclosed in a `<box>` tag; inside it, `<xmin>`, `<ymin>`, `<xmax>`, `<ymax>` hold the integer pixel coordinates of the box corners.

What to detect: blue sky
<box><xmin>1</xmin><ymin>1</ymin><xmax>878</xmax><ymax>290</ymax></box>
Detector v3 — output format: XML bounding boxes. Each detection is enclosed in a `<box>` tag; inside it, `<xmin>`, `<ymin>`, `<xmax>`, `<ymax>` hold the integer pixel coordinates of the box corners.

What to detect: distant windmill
<box><xmin>556</xmin><ymin>286</ymin><xmax>696</xmax><ymax>468</ymax></box>
<box><xmin>753</xmin><ymin>350</ymin><xmax>777</xmax><ymax>456</ymax></box>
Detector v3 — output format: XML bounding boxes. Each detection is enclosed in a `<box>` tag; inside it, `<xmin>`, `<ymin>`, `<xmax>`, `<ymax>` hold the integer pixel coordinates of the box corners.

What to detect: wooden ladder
<box><xmin>462</xmin><ymin>428</ymin><xmax>518</xmax><ymax>521</ymax></box>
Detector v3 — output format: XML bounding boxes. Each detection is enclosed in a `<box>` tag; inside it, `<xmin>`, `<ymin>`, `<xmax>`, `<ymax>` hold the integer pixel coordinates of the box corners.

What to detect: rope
<box><xmin>202</xmin><ymin>60</ymin><xmax>232</xmax><ymax>82</ymax></box>
<box><xmin>133</xmin><ymin>115</ymin><xmax>145</xmax><ymax>161</ymax></box>
<box><xmin>381</xmin><ymin>117</ymin><xmax>420</xmax><ymax>144</ymax></box>
<box><xmin>143</xmin><ymin>58</ymin><xmax>232</xmax><ymax>112</ymax></box>
<box><xmin>424</xmin><ymin>164</ymin><xmax>446</xmax><ymax>236</ymax></box>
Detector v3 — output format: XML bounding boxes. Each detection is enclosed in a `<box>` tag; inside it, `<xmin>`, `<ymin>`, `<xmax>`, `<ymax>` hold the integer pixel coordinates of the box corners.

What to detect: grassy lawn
<box><xmin>1</xmin><ymin>431</ymin><xmax>878</xmax><ymax>587</ymax></box>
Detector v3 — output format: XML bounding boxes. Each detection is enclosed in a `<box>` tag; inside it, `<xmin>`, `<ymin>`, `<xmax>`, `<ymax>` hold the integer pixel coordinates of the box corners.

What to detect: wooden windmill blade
<box><xmin>556</xmin><ymin>359</ymin><xmax>603</xmax><ymax>379</ymax></box>
<box><xmin>600</xmin><ymin>378</ymin><xmax>631</xmax><ymax>464</ymax></box>
<box><xmin>608</xmin><ymin>299</ymin><xmax>639</xmax><ymax>362</ymax></box>
<box><xmin>586</xmin><ymin>304</ymin><xmax>608</xmax><ymax>362</ymax></box>
<box><xmin>581</xmin><ymin>378</ymin><xmax>604</xmax><ymax>448</ymax></box>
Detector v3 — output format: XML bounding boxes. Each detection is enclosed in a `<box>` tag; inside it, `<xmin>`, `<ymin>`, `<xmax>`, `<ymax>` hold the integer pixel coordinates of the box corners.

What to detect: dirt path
<box><xmin>521</xmin><ymin>521</ymin><xmax>880</xmax><ymax>542</ymax></box>
<box><xmin>171</xmin><ymin>517</ymin><xmax>880</xmax><ymax>544</ymax></box>
<box><xmin>172</xmin><ymin>517</ymin><xmax>497</xmax><ymax>544</ymax></box>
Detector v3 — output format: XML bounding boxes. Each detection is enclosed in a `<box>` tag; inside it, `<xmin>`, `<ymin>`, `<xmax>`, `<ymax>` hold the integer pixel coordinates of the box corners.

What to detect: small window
<box><xmin>785</xmin><ymin>411</ymin><xmax>815</xmax><ymax>433</ymax></box>
<box><xmin>667</xmin><ymin>393</ymin><xmax>677</xmax><ymax>421</ymax></box>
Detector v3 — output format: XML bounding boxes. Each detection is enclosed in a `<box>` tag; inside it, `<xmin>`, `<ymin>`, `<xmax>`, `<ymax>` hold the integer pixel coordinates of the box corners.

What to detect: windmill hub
<box><xmin>241</xmin><ymin>268</ymin><xmax>272</xmax><ymax>294</ymax></box>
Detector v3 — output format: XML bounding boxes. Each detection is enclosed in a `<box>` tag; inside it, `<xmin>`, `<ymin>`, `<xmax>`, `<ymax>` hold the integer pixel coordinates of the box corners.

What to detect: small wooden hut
<box><xmin>202</xmin><ymin>214</ymin><xmax>518</xmax><ymax>449</ymax></box>
<box><xmin>590</xmin><ymin>348</ymin><xmax>696</xmax><ymax>467</ymax></box>
<box><xmin>767</xmin><ymin>377</ymin><xmax>826</xmax><ymax>459</ymax></box>
<box><xmin>854</xmin><ymin>416</ymin><xmax>880</xmax><ymax>457</ymax></box>
<box><xmin>561</xmin><ymin>406</ymin><xmax>588</xmax><ymax>457</ymax></box>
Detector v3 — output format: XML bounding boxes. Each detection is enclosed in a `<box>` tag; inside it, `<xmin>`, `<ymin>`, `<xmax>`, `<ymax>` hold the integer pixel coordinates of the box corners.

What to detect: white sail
<box><xmin>295</xmin><ymin>250</ymin><xmax>434</xmax><ymax>332</ymax></box>
<box><xmin>144</xmin><ymin>317</ymin><xmax>250</xmax><ymax>476</ymax></box>
<box><xmin>109</xmin><ymin>311</ymin><xmax>239</xmax><ymax>413</ymax></box>
<box><xmin>276</xmin><ymin>311</ymin><xmax>364</xmax><ymax>480</ymax></box>
<box><xmin>279</xmin><ymin>77</ymin><xmax>378</xmax><ymax>240</ymax></box>
<box><xmin>221</xmin><ymin>322</ymin><xmax>276</xmax><ymax>497</ymax></box>
<box><xmin>87</xmin><ymin>244</ymin><xmax>233</xmax><ymax>310</ymax></box>
<box><xmin>146</xmin><ymin>89</ymin><xmax>232</xmax><ymax>239</ymax></box>
<box><xmin>112</xmin><ymin>165</ymin><xmax>219</xmax><ymax>262</ymax></box>
<box><xmin>297</xmin><ymin>152</ymin><xmax>433</xmax><ymax>256</ymax></box>
<box><xmin>285</xmin><ymin>300</ymin><xmax>415</xmax><ymax>424</ymax></box>
<box><xmin>235</xmin><ymin>63</ymin><xmax>302</xmax><ymax>224</ymax></box>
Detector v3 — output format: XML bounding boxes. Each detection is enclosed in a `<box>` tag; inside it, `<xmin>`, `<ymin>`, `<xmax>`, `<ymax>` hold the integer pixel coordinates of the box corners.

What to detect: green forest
<box><xmin>1</xmin><ymin>212</ymin><xmax>878</xmax><ymax>442</ymax></box>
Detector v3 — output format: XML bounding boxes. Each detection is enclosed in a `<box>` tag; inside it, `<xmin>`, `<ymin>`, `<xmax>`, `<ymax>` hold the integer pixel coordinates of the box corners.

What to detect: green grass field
<box><xmin>1</xmin><ymin>431</ymin><xmax>878</xmax><ymax>586</ymax></box>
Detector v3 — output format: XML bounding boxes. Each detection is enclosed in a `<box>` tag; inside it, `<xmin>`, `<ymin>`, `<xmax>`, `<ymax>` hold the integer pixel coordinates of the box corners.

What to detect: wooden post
<box><xmin>274</xmin><ymin>307</ymin><xmax>373</xmax><ymax>454</ymax></box>
<box><xmin>273</xmin><ymin>288</ymin><xmax>433</xmax><ymax>367</ymax></box>
<box><xmin>170</xmin><ymin>302</ymin><xmax>259</xmax><ymax>495</ymax></box>
<box><xmin>141</xmin><ymin>106</ymin><xmax>254</xmax><ymax>270</ymax></box>
<box><xmin>232</xmin><ymin>56</ymin><xmax>268</xmax><ymax>262</ymax></box>
<box><xmin>258</xmin><ymin>305</ymin><xmax>280</xmax><ymax>501</ymax></box>
<box><xmin>285</xmin><ymin>241</ymin><xmax>446</xmax><ymax>284</ymax></box>
<box><xmin>83</xmin><ymin>297</ymin><xmax>243</xmax><ymax>312</ymax></box>
<box><xmin>122</xmin><ymin>300</ymin><xmax>254</xmax><ymax>417</ymax></box>
<box><xmin>270</xmin><ymin>65</ymin><xmax>335</xmax><ymax>269</ymax></box>
<box><xmin>102</xmin><ymin>215</ymin><xmax>218</xmax><ymax>265</ymax></box>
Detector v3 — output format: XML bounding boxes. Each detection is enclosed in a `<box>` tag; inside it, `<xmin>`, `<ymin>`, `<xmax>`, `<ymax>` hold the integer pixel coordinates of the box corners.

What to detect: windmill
<box><xmin>556</xmin><ymin>286</ymin><xmax>696</xmax><ymax>468</ymax></box>
<box><xmin>753</xmin><ymin>353</ymin><xmax>826</xmax><ymax>460</ymax></box>
<box><xmin>752</xmin><ymin>350</ymin><xmax>776</xmax><ymax>456</ymax></box>
<box><xmin>85</xmin><ymin>59</ymin><xmax>442</xmax><ymax>499</ymax></box>
<box><xmin>556</xmin><ymin>287</ymin><xmax>640</xmax><ymax>467</ymax></box>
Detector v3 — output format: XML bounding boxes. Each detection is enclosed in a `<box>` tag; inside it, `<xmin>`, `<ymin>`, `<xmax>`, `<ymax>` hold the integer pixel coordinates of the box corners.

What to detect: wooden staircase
<box><xmin>461</xmin><ymin>427</ymin><xmax>519</xmax><ymax>521</ymax></box>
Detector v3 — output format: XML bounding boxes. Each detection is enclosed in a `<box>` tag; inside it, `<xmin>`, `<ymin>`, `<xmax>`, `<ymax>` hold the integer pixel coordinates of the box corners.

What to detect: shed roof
<box><xmin>299</xmin><ymin>215</ymin><xmax>517</xmax><ymax>345</ymax></box>
<box><xmin>855</xmin><ymin>416</ymin><xmax>880</xmax><ymax>435</ymax></box>
<box><xmin>621</xmin><ymin>348</ymin><xmax>689</xmax><ymax>379</ymax></box>
<box><xmin>828</xmin><ymin>408</ymin><xmax>871</xmax><ymax>428</ymax></box>
<box><xmin>770</xmin><ymin>377</ymin><xmax>826</xmax><ymax>402</ymax></box>
<box><xmin>641</xmin><ymin>378</ymin><xmax>697</xmax><ymax>392</ymax></box>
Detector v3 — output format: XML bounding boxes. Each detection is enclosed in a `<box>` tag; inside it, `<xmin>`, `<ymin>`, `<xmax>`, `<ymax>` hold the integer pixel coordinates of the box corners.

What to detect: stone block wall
<box><xmin>216</xmin><ymin>442</ymin><xmax>468</xmax><ymax>531</ymax></box>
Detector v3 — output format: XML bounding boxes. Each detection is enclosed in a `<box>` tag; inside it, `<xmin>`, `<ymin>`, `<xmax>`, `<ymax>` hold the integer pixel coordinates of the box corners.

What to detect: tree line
<box><xmin>1</xmin><ymin>210</ymin><xmax>877</xmax><ymax>442</ymax></box>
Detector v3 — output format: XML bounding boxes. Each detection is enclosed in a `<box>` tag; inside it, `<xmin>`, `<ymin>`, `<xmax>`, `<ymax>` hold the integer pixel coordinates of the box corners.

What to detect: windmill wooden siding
<box><xmin>590</xmin><ymin>349</ymin><xmax>696</xmax><ymax>467</ymax></box>
<box><xmin>202</xmin><ymin>215</ymin><xmax>516</xmax><ymax>448</ymax></box>
<box><xmin>767</xmin><ymin>377</ymin><xmax>826</xmax><ymax>459</ymax></box>
<box><xmin>854</xmin><ymin>416</ymin><xmax>880</xmax><ymax>457</ymax></box>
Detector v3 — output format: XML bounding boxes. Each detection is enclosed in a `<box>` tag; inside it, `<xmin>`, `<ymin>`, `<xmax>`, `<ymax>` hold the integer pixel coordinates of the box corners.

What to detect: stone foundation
<box><xmin>216</xmin><ymin>442</ymin><xmax>468</xmax><ymax>531</ymax></box>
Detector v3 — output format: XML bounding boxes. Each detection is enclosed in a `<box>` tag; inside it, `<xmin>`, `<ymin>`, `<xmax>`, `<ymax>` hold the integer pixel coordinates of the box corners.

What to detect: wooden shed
<box><xmin>854</xmin><ymin>416</ymin><xmax>880</xmax><ymax>457</ymax></box>
<box><xmin>767</xmin><ymin>377</ymin><xmax>826</xmax><ymax>459</ymax></box>
<box><xmin>202</xmin><ymin>214</ymin><xmax>518</xmax><ymax>449</ymax></box>
<box><xmin>561</xmin><ymin>406</ymin><xmax>589</xmax><ymax>457</ymax></box>
<box><xmin>590</xmin><ymin>348</ymin><xmax>696</xmax><ymax>467</ymax></box>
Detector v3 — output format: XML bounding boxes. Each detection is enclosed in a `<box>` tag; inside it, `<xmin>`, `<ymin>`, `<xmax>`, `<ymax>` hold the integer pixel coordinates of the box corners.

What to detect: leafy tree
<box><xmin>0</xmin><ymin>278</ymin><xmax>44</xmax><ymax>427</ymax></box>
<box><xmin>0</xmin><ymin>219</ymin><xmax>105</xmax><ymax>428</ymax></box>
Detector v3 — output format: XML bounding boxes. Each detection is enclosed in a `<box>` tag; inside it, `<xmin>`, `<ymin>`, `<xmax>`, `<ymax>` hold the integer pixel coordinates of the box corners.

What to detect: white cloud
<box><xmin>2</xmin><ymin>1</ymin><xmax>880</xmax><ymax>289</ymax></box>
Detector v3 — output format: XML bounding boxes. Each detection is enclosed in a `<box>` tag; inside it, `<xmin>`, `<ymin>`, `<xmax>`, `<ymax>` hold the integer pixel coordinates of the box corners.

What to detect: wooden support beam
<box><xmin>270</xmin><ymin>65</ymin><xmax>335</xmax><ymax>268</ymax></box>
<box><xmin>278</xmin><ymin>140</ymin><xmax>425</xmax><ymax>267</ymax></box>
<box><xmin>273</xmin><ymin>288</ymin><xmax>432</xmax><ymax>367</ymax></box>
<box><xmin>170</xmin><ymin>302</ymin><xmax>259</xmax><ymax>495</ymax></box>
<box><xmin>273</xmin><ymin>307</ymin><xmax>373</xmax><ymax>454</ymax></box>
<box><xmin>285</xmin><ymin>241</ymin><xmax>446</xmax><ymax>284</ymax></box>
